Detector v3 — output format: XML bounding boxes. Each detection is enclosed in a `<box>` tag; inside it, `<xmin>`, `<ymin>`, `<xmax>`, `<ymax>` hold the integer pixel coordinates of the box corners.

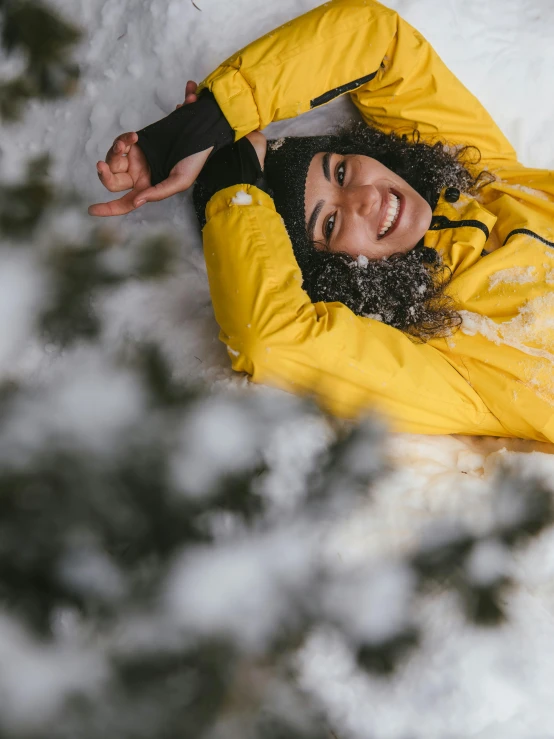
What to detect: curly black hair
<box><xmin>298</xmin><ymin>121</ymin><xmax>493</xmax><ymax>342</ymax></box>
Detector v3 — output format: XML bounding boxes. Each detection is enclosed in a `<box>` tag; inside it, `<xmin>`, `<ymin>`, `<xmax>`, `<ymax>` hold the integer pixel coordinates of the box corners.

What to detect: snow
<box><xmin>0</xmin><ymin>251</ymin><xmax>46</xmax><ymax>375</ymax></box>
<box><xmin>0</xmin><ymin>615</ymin><xmax>108</xmax><ymax>732</ymax></box>
<box><xmin>4</xmin><ymin>0</ymin><xmax>554</xmax><ymax>735</ymax></box>
<box><xmin>489</xmin><ymin>265</ymin><xmax>537</xmax><ymax>289</ymax></box>
<box><xmin>56</xmin><ymin>544</ymin><xmax>127</xmax><ymax>603</ymax></box>
<box><xmin>459</xmin><ymin>293</ymin><xmax>554</xmax><ymax>408</ymax></box>
<box><xmin>163</xmin><ymin>526</ymin><xmax>316</xmax><ymax>652</ymax></box>
<box><xmin>258</xmin><ymin>413</ymin><xmax>332</xmax><ymax>515</ymax></box>
<box><xmin>464</xmin><ymin>538</ymin><xmax>511</xmax><ymax>587</ymax></box>
<box><xmin>1</xmin><ymin>348</ymin><xmax>147</xmax><ymax>463</ymax></box>
<box><xmin>322</xmin><ymin>562</ymin><xmax>417</xmax><ymax>644</ymax></box>
<box><xmin>460</xmin><ymin>300</ymin><xmax>554</xmax><ymax>362</ymax></box>
<box><xmin>170</xmin><ymin>396</ymin><xmax>260</xmax><ymax>496</ymax></box>
<box><xmin>231</xmin><ymin>189</ymin><xmax>253</xmax><ymax>205</ymax></box>
<box><xmin>268</xmin><ymin>138</ymin><xmax>286</xmax><ymax>151</ymax></box>
<box><xmin>500</xmin><ymin>182</ymin><xmax>551</xmax><ymax>201</ymax></box>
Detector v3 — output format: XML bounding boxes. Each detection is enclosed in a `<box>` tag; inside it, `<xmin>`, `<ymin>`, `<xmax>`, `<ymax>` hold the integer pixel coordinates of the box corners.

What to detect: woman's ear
<box><xmin>245</xmin><ymin>131</ymin><xmax>267</xmax><ymax>170</ymax></box>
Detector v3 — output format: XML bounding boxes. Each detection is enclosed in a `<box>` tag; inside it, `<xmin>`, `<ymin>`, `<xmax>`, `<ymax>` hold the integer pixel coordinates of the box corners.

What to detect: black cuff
<box><xmin>137</xmin><ymin>90</ymin><xmax>234</xmax><ymax>186</ymax></box>
<box><xmin>193</xmin><ymin>138</ymin><xmax>268</xmax><ymax>228</ymax></box>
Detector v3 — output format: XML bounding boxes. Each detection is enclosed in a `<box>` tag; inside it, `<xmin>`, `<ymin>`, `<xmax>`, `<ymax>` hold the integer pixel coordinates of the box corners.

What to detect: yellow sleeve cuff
<box><xmin>198</xmin><ymin>67</ymin><xmax>261</xmax><ymax>142</ymax></box>
<box><xmin>205</xmin><ymin>184</ymin><xmax>277</xmax><ymax>221</ymax></box>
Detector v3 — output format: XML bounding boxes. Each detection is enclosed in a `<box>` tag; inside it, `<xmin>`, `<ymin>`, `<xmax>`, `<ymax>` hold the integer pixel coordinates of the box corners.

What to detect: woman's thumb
<box><xmin>132</xmin><ymin>149</ymin><xmax>212</xmax><ymax>208</ymax></box>
<box><xmin>133</xmin><ymin>178</ymin><xmax>183</xmax><ymax>208</ymax></box>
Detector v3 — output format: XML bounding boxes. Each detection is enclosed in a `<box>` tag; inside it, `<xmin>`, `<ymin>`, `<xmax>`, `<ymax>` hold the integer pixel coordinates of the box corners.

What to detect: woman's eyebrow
<box><xmin>307</xmin><ymin>153</ymin><xmax>333</xmax><ymax>240</ymax></box>
<box><xmin>323</xmin><ymin>151</ymin><xmax>332</xmax><ymax>182</ymax></box>
<box><xmin>308</xmin><ymin>200</ymin><xmax>324</xmax><ymax>241</ymax></box>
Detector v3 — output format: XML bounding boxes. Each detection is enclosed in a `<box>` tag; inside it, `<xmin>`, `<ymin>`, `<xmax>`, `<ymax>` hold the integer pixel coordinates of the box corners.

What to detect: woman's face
<box><xmin>304</xmin><ymin>153</ymin><xmax>433</xmax><ymax>259</ymax></box>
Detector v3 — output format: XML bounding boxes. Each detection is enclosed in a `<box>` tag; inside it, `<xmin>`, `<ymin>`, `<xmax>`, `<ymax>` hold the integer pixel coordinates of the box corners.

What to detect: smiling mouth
<box><xmin>377</xmin><ymin>190</ymin><xmax>402</xmax><ymax>239</ymax></box>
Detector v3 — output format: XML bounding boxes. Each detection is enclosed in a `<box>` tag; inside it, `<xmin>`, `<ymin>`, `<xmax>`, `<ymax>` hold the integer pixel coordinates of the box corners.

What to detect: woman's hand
<box><xmin>177</xmin><ymin>81</ymin><xmax>267</xmax><ymax>168</ymax></box>
<box><xmin>88</xmin><ymin>81</ymin><xmax>211</xmax><ymax>217</ymax></box>
<box><xmin>89</xmin><ymin>80</ymin><xmax>266</xmax><ymax>217</ymax></box>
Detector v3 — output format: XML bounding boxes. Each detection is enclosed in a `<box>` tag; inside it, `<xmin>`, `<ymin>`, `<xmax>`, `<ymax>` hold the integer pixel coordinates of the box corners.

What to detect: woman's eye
<box><xmin>336</xmin><ymin>161</ymin><xmax>346</xmax><ymax>186</ymax></box>
<box><xmin>324</xmin><ymin>213</ymin><xmax>336</xmax><ymax>240</ymax></box>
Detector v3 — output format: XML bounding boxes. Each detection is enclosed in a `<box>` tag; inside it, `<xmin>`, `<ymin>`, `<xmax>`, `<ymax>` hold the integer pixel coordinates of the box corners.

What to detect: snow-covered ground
<box><xmin>4</xmin><ymin>0</ymin><xmax>554</xmax><ymax>735</ymax></box>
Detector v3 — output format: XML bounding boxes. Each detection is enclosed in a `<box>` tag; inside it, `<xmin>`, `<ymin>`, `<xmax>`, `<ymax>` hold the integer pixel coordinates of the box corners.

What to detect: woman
<box><xmin>89</xmin><ymin>0</ymin><xmax>554</xmax><ymax>443</ymax></box>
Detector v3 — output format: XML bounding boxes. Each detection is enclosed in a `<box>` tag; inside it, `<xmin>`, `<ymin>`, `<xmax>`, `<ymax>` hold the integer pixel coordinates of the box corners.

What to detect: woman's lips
<box><xmin>377</xmin><ymin>189</ymin><xmax>404</xmax><ymax>240</ymax></box>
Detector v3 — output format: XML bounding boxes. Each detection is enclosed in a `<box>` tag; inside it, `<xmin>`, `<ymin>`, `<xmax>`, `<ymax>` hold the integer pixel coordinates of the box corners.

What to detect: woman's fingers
<box><xmin>132</xmin><ymin>177</ymin><xmax>185</xmax><ymax>208</ymax></box>
<box><xmin>96</xmin><ymin>161</ymin><xmax>134</xmax><ymax>192</ymax></box>
<box><xmin>105</xmin><ymin>132</ymin><xmax>138</xmax><ymax>172</ymax></box>
<box><xmin>88</xmin><ymin>190</ymin><xmax>138</xmax><ymax>217</ymax></box>
<box><xmin>185</xmin><ymin>80</ymin><xmax>198</xmax><ymax>99</ymax></box>
<box><xmin>105</xmin><ymin>145</ymin><xmax>129</xmax><ymax>174</ymax></box>
<box><xmin>176</xmin><ymin>80</ymin><xmax>198</xmax><ymax>109</ymax></box>
<box><xmin>114</xmin><ymin>131</ymin><xmax>138</xmax><ymax>149</ymax></box>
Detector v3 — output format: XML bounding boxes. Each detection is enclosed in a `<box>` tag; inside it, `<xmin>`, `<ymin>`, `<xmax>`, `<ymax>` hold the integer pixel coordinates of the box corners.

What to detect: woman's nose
<box><xmin>347</xmin><ymin>184</ymin><xmax>380</xmax><ymax>217</ymax></box>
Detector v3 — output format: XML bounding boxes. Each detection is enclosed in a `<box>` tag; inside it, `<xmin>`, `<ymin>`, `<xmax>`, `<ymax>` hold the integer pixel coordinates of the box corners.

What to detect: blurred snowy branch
<box><xmin>1</xmin><ymin>0</ymin><xmax>80</xmax><ymax>121</ymax></box>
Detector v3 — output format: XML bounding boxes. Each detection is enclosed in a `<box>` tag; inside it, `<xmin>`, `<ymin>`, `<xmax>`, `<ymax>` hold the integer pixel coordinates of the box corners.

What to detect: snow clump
<box><xmin>170</xmin><ymin>396</ymin><xmax>260</xmax><ymax>497</ymax></box>
<box><xmin>322</xmin><ymin>562</ymin><xmax>416</xmax><ymax>645</ymax></box>
<box><xmin>163</xmin><ymin>527</ymin><xmax>316</xmax><ymax>652</ymax></box>
<box><xmin>464</xmin><ymin>538</ymin><xmax>511</xmax><ymax>587</ymax></box>
<box><xmin>231</xmin><ymin>190</ymin><xmax>253</xmax><ymax>205</ymax></box>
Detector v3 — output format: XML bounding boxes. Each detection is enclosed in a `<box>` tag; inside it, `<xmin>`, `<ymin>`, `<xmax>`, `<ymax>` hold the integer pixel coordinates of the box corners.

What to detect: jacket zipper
<box><xmin>311</xmin><ymin>69</ymin><xmax>379</xmax><ymax>108</ymax></box>
<box><xmin>429</xmin><ymin>215</ymin><xmax>490</xmax><ymax>239</ymax></box>
<box><xmin>502</xmin><ymin>228</ymin><xmax>554</xmax><ymax>249</ymax></box>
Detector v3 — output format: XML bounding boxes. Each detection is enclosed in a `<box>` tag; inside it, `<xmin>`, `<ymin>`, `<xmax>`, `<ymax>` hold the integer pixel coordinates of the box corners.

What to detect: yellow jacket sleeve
<box><xmin>203</xmin><ymin>185</ymin><xmax>509</xmax><ymax>436</ymax></box>
<box><xmin>199</xmin><ymin>0</ymin><xmax>517</xmax><ymax>169</ymax></box>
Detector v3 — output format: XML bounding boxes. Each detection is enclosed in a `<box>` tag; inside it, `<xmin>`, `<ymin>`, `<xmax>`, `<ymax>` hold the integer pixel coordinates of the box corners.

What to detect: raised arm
<box><xmin>202</xmin><ymin>184</ymin><xmax>509</xmax><ymax>436</ymax></box>
<box><xmin>199</xmin><ymin>0</ymin><xmax>517</xmax><ymax>170</ymax></box>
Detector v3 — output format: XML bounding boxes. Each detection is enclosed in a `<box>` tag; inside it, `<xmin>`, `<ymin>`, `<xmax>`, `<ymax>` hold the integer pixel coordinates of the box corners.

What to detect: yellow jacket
<box><xmin>198</xmin><ymin>0</ymin><xmax>554</xmax><ymax>443</ymax></box>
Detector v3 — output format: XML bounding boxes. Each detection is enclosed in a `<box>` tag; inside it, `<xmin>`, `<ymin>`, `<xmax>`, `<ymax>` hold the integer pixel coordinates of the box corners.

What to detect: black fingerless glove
<box><xmin>192</xmin><ymin>137</ymin><xmax>268</xmax><ymax>228</ymax></box>
<box><xmin>136</xmin><ymin>90</ymin><xmax>234</xmax><ymax>186</ymax></box>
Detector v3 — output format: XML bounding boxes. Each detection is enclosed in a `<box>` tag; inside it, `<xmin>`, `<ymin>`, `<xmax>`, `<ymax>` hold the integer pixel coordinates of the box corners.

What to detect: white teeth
<box><xmin>379</xmin><ymin>193</ymin><xmax>400</xmax><ymax>237</ymax></box>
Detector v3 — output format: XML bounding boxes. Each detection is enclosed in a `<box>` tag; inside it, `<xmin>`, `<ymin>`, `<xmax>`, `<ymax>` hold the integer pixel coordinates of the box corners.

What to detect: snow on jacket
<box><xmin>197</xmin><ymin>0</ymin><xmax>554</xmax><ymax>443</ymax></box>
